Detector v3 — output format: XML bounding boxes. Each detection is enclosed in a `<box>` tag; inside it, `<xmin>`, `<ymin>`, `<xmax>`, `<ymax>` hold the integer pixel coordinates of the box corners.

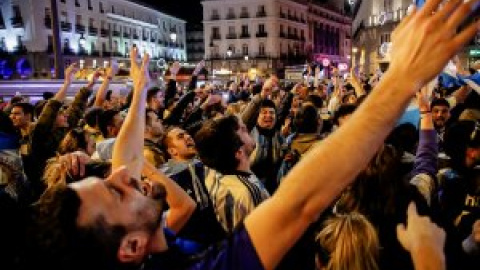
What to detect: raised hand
<box><xmin>106</xmin><ymin>59</ymin><xmax>119</xmax><ymax>78</ymax></box>
<box><xmin>193</xmin><ymin>59</ymin><xmax>205</xmax><ymax>76</ymax></box>
<box><xmin>416</xmin><ymin>86</ymin><xmax>431</xmax><ymax>112</ymax></box>
<box><xmin>396</xmin><ymin>202</ymin><xmax>445</xmax><ymax>255</ymax></box>
<box><xmin>64</xmin><ymin>63</ymin><xmax>79</xmax><ymax>84</ymax></box>
<box><xmin>389</xmin><ymin>0</ymin><xmax>480</xmax><ymax>94</ymax></box>
<box><xmin>130</xmin><ymin>46</ymin><xmax>151</xmax><ymax>91</ymax></box>
<box><xmin>169</xmin><ymin>61</ymin><xmax>181</xmax><ymax>76</ymax></box>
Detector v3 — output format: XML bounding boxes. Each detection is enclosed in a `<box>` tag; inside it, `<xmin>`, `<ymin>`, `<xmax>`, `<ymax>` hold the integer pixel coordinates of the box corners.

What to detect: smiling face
<box><xmin>257</xmin><ymin>107</ymin><xmax>276</xmax><ymax>130</ymax></box>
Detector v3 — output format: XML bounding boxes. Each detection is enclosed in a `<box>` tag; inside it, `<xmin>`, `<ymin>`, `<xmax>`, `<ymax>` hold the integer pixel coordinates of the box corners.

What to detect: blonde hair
<box><xmin>315</xmin><ymin>212</ymin><xmax>379</xmax><ymax>270</ymax></box>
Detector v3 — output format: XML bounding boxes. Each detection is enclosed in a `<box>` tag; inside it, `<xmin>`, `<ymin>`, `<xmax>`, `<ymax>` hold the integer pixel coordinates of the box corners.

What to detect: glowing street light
<box><xmin>352</xmin><ymin>47</ymin><xmax>358</xmax><ymax>54</ymax></box>
<box><xmin>244</xmin><ymin>55</ymin><xmax>249</xmax><ymax>61</ymax></box>
<box><xmin>170</xmin><ymin>32</ymin><xmax>177</xmax><ymax>43</ymax></box>
<box><xmin>227</xmin><ymin>48</ymin><xmax>232</xmax><ymax>57</ymax></box>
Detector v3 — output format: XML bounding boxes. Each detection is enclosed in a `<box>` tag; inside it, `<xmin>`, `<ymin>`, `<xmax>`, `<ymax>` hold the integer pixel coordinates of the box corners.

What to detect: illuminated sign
<box><xmin>470</xmin><ymin>49</ymin><xmax>480</xmax><ymax>57</ymax></box>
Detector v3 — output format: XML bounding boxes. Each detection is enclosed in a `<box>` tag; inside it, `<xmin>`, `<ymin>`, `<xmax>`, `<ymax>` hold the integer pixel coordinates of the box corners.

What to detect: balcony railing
<box><xmin>112</xmin><ymin>30</ymin><xmax>121</xmax><ymax>37</ymax></box>
<box><xmin>88</xmin><ymin>27</ymin><xmax>98</xmax><ymax>36</ymax></box>
<box><xmin>239</xmin><ymin>33</ymin><xmax>250</xmax><ymax>39</ymax></box>
<box><xmin>210</xmin><ymin>14</ymin><xmax>220</xmax><ymax>20</ymax></box>
<box><xmin>279</xmin><ymin>12</ymin><xmax>286</xmax><ymax>19</ymax></box>
<box><xmin>211</xmin><ymin>34</ymin><xmax>221</xmax><ymax>40</ymax></box>
<box><xmin>75</xmin><ymin>24</ymin><xmax>86</xmax><ymax>34</ymax></box>
<box><xmin>132</xmin><ymin>34</ymin><xmax>139</xmax><ymax>39</ymax></box>
<box><xmin>256</xmin><ymin>11</ymin><xmax>267</xmax><ymax>17</ymax></box>
<box><xmin>123</xmin><ymin>32</ymin><xmax>130</xmax><ymax>38</ymax></box>
<box><xmin>239</xmin><ymin>12</ymin><xmax>250</xmax><ymax>18</ymax></box>
<box><xmin>279</xmin><ymin>32</ymin><xmax>286</xmax><ymax>38</ymax></box>
<box><xmin>226</xmin><ymin>13</ymin><xmax>236</xmax><ymax>20</ymax></box>
<box><xmin>61</xmin><ymin>22</ymin><xmax>72</xmax><ymax>32</ymax></box>
<box><xmin>100</xmin><ymin>28</ymin><xmax>109</xmax><ymax>37</ymax></box>
<box><xmin>256</xmin><ymin>32</ymin><xmax>268</xmax><ymax>38</ymax></box>
<box><xmin>226</xmin><ymin>33</ymin><xmax>237</xmax><ymax>39</ymax></box>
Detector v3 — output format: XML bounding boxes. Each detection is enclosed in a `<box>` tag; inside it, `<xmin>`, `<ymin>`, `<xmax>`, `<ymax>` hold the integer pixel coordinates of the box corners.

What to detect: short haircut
<box><xmin>259</xmin><ymin>99</ymin><xmax>276</xmax><ymax>111</ymax></box>
<box><xmin>27</xmin><ymin>185</ymin><xmax>135</xmax><ymax>270</ymax></box>
<box><xmin>12</xmin><ymin>102</ymin><xmax>34</xmax><ymax>121</ymax></box>
<box><xmin>445</xmin><ymin>120</ymin><xmax>480</xmax><ymax>170</ymax></box>
<box><xmin>98</xmin><ymin>109</ymin><xmax>119</xmax><ymax>138</ymax></box>
<box><xmin>294</xmin><ymin>104</ymin><xmax>319</xmax><ymax>134</ymax></box>
<box><xmin>304</xmin><ymin>94</ymin><xmax>323</xmax><ymax>109</ymax></box>
<box><xmin>333</xmin><ymin>104</ymin><xmax>357</xmax><ymax>125</ymax></box>
<box><xmin>195</xmin><ymin>115</ymin><xmax>244</xmax><ymax>174</ymax></box>
<box><xmin>430</xmin><ymin>98</ymin><xmax>450</xmax><ymax>109</ymax></box>
<box><xmin>84</xmin><ymin>107</ymin><xmax>104</xmax><ymax>128</ymax></box>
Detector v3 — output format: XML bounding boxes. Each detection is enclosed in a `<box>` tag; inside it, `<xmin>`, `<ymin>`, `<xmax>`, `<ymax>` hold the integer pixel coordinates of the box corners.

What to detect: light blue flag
<box><xmin>415</xmin><ymin>0</ymin><xmax>426</xmax><ymax>9</ymax></box>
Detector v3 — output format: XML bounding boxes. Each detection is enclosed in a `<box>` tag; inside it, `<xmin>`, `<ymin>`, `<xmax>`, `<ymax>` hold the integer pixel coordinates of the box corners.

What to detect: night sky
<box><xmin>141</xmin><ymin>0</ymin><xmax>339</xmax><ymax>24</ymax></box>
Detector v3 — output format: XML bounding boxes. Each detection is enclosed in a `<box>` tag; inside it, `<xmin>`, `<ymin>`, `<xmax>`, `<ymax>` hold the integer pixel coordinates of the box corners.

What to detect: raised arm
<box><xmin>410</xmin><ymin>87</ymin><xmax>438</xmax><ymax>205</ymax></box>
<box><xmin>94</xmin><ymin>62</ymin><xmax>119</xmax><ymax>107</ymax></box>
<box><xmin>244</xmin><ymin>1</ymin><xmax>480</xmax><ymax>269</ymax></box>
<box><xmin>111</xmin><ymin>48</ymin><xmax>150</xmax><ymax>179</ymax></box>
<box><xmin>350</xmin><ymin>64</ymin><xmax>367</xmax><ymax>98</ymax></box>
<box><xmin>53</xmin><ymin>63</ymin><xmax>78</xmax><ymax>102</ymax></box>
<box><xmin>143</xmin><ymin>161</ymin><xmax>196</xmax><ymax>233</ymax></box>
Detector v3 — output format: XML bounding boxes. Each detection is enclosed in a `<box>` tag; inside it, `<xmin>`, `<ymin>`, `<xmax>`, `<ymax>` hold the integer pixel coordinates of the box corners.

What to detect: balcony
<box><xmin>239</xmin><ymin>12</ymin><xmax>249</xmax><ymax>19</ymax></box>
<box><xmin>279</xmin><ymin>12</ymin><xmax>286</xmax><ymax>19</ymax></box>
<box><xmin>11</xmin><ymin>17</ymin><xmax>24</xmax><ymax>28</ymax></box>
<box><xmin>100</xmin><ymin>28</ymin><xmax>109</xmax><ymax>37</ymax></box>
<box><xmin>158</xmin><ymin>39</ymin><xmax>164</xmax><ymax>46</ymax></box>
<box><xmin>88</xmin><ymin>27</ymin><xmax>98</xmax><ymax>36</ymax></box>
<box><xmin>142</xmin><ymin>35</ymin><xmax>148</xmax><ymax>41</ymax></box>
<box><xmin>132</xmin><ymin>33</ymin><xmax>139</xmax><ymax>39</ymax></box>
<box><xmin>256</xmin><ymin>11</ymin><xmax>267</xmax><ymax>18</ymax></box>
<box><xmin>279</xmin><ymin>32</ymin><xmax>286</xmax><ymax>38</ymax></box>
<box><xmin>239</xmin><ymin>33</ymin><xmax>250</xmax><ymax>39</ymax></box>
<box><xmin>226</xmin><ymin>13</ymin><xmax>236</xmax><ymax>20</ymax></box>
<box><xmin>90</xmin><ymin>50</ymin><xmax>100</xmax><ymax>56</ymax></box>
<box><xmin>210</xmin><ymin>14</ymin><xmax>220</xmax><ymax>20</ymax></box>
<box><xmin>211</xmin><ymin>34</ymin><xmax>221</xmax><ymax>40</ymax></box>
<box><xmin>256</xmin><ymin>32</ymin><xmax>268</xmax><ymax>38</ymax></box>
<box><xmin>112</xmin><ymin>30</ymin><xmax>121</xmax><ymax>37</ymax></box>
<box><xmin>150</xmin><ymin>37</ymin><xmax>156</xmax><ymax>43</ymax></box>
<box><xmin>226</xmin><ymin>33</ymin><xmax>237</xmax><ymax>39</ymax></box>
<box><xmin>44</xmin><ymin>16</ymin><xmax>52</xmax><ymax>29</ymax></box>
<box><xmin>61</xmin><ymin>22</ymin><xmax>72</xmax><ymax>32</ymax></box>
<box><xmin>123</xmin><ymin>32</ymin><xmax>130</xmax><ymax>38</ymax></box>
<box><xmin>75</xmin><ymin>24</ymin><xmax>86</xmax><ymax>34</ymax></box>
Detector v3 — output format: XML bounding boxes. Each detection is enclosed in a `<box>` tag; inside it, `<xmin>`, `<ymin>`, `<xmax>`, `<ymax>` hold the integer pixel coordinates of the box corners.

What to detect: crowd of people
<box><xmin>1</xmin><ymin>1</ymin><xmax>480</xmax><ymax>269</ymax></box>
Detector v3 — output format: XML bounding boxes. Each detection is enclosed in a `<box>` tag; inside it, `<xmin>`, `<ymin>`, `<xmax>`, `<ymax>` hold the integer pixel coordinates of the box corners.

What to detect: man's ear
<box><xmin>167</xmin><ymin>147</ymin><xmax>177</xmax><ymax>157</ymax></box>
<box><xmin>117</xmin><ymin>231</ymin><xmax>149</xmax><ymax>264</ymax></box>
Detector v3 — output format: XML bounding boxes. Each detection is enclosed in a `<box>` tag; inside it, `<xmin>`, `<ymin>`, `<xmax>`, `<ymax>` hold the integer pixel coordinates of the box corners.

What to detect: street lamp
<box><xmin>352</xmin><ymin>47</ymin><xmax>358</xmax><ymax>54</ymax></box>
<box><xmin>244</xmin><ymin>55</ymin><xmax>249</xmax><ymax>61</ymax></box>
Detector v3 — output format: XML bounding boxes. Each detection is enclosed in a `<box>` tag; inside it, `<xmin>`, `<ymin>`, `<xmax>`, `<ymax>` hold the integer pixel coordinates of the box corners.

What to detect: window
<box><xmin>228</xmin><ymin>26</ymin><xmax>235</xmax><ymax>35</ymax></box>
<box><xmin>45</xmin><ymin>7</ymin><xmax>51</xmax><ymax>17</ymax></box>
<box><xmin>76</xmin><ymin>14</ymin><xmax>82</xmax><ymax>24</ymax></box>
<box><xmin>89</xmin><ymin>18</ymin><xmax>95</xmax><ymax>27</ymax></box>
<box><xmin>102</xmin><ymin>42</ymin><xmax>107</xmax><ymax>52</ymax></box>
<box><xmin>100</xmin><ymin>2</ymin><xmax>104</xmax><ymax>13</ymax></box>
<box><xmin>280</xmin><ymin>25</ymin><xmax>284</xmax><ymax>33</ymax></box>
<box><xmin>12</xmin><ymin>5</ymin><xmax>21</xmax><ymax>18</ymax></box>
<box><xmin>242</xmin><ymin>44</ymin><xmax>248</xmax><ymax>55</ymax></box>
<box><xmin>212</xmin><ymin>27</ymin><xmax>220</xmax><ymax>37</ymax></box>
<box><xmin>241</xmin><ymin>25</ymin><xmax>248</xmax><ymax>35</ymax></box>
<box><xmin>259</xmin><ymin>43</ymin><xmax>265</xmax><ymax>55</ymax></box>
<box><xmin>75</xmin><ymin>0</ymin><xmax>80</xmax><ymax>7</ymax></box>
<box><xmin>258</xmin><ymin>24</ymin><xmax>265</xmax><ymax>33</ymax></box>
<box><xmin>111</xmin><ymin>5</ymin><xmax>115</xmax><ymax>13</ymax></box>
<box><xmin>258</xmin><ymin>5</ymin><xmax>265</xmax><ymax>13</ymax></box>
<box><xmin>61</xmin><ymin>0</ymin><xmax>65</xmax><ymax>3</ymax></box>
<box><xmin>88</xmin><ymin>0</ymin><xmax>92</xmax><ymax>10</ymax></box>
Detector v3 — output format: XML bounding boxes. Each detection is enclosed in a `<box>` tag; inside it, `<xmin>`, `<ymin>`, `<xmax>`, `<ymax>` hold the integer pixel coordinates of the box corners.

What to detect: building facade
<box><xmin>202</xmin><ymin>0</ymin><xmax>351</xmax><ymax>80</ymax></box>
<box><xmin>186</xmin><ymin>23</ymin><xmax>205</xmax><ymax>63</ymax></box>
<box><xmin>0</xmin><ymin>0</ymin><xmax>186</xmax><ymax>78</ymax></box>
<box><xmin>307</xmin><ymin>1</ymin><xmax>351</xmax><ymax>75</ymax></box>
<box><xmin>352</xmin><ymin>0</ymin><xmax>478</xmax><ymax>74</ymax></box>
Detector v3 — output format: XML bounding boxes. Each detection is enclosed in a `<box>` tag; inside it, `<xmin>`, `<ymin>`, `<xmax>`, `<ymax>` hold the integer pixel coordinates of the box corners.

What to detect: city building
<box><xmin>0</xmin><ymin>0</ymin><xmax>187</xmax><ymax>79</ymax></box>
<box><xmin>351</xmin><ymin>0</ymin><xmax>411</xmax><ymax>74</ymax></box>
<box><xmin>202</xmin><ymin>0</ymin><xmax>351</xmax><ymax>81</ymax></box>
<box><xmin>186</xmin><ymin>23</ymin><xmax>205</xmax><ymax>63</ymax></box>
<box><xmin>307</xmin><ymin>1</ymin><xmax>352</xmax><ymax>75</ymax></box>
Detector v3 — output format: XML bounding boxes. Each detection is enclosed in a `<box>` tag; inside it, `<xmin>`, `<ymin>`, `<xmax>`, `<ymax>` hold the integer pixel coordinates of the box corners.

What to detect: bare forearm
<box><xmin>93</xmin><ymin>78</ymin><xmax>111</xmax><ymax>107</ymax></box>
<box><xmin>54</xmin><ymin>81</ymin><xmax>71</xmax><ymax>101</ymax></box>
<box><xmin>112</xmin><ymin>85</ymin><xmax>146</xmax><ymax>178</ymax></box>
